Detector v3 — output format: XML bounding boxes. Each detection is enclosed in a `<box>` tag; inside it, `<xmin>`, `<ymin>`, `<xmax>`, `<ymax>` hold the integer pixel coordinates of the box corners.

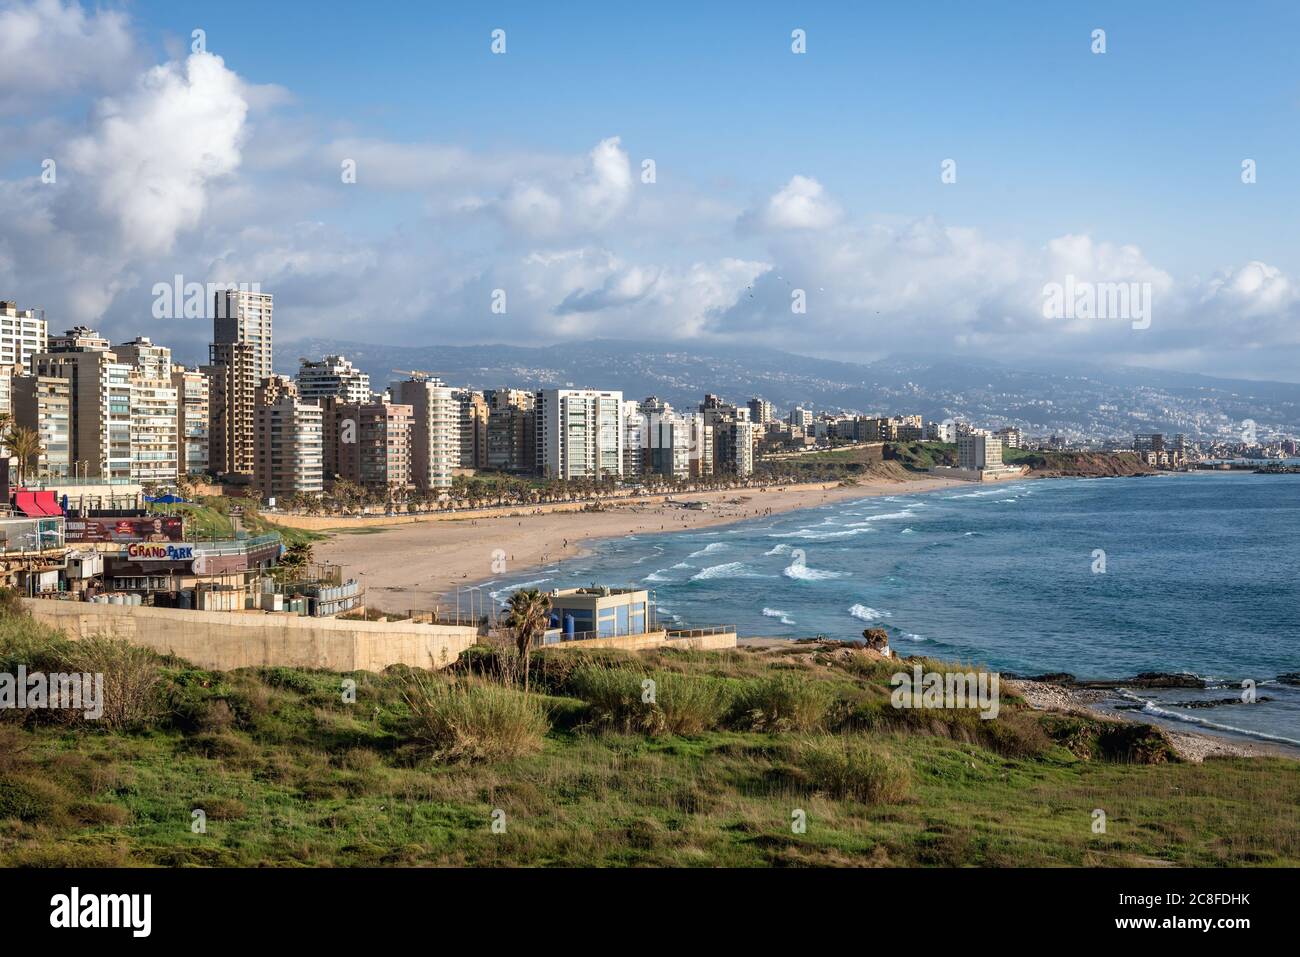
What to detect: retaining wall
<box><xmin>23</xmin><ymin>599</ymin><xmax>478</xmax><ymax>673</ymax></box>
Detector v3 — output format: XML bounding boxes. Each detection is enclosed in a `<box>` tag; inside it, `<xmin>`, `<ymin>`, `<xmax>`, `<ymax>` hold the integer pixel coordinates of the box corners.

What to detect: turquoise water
<box><xmin>488</xmin><ymin>473</ymin><xmax>1300</xmax><ymax>746</ymax></box>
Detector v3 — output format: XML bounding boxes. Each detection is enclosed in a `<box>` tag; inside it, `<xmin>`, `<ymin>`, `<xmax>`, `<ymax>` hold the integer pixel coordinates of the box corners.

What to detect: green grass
<box><xmin>151</xmin><ymin>497</ymin><xmax>324</xmax><ymax>547</ymax></box>
<box><xmin>1</xmin><ymin>611</ymin><xmax>1296</xmax><ymax>867</ymax></box>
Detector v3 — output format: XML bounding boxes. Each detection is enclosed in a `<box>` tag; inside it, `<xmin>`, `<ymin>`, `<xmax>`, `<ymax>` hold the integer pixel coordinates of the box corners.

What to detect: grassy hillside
<box><xmin>1</xmin><ymin>606</ymin><xmax>1295</xmax><ymax>867</ymax></box>
<box><xmin>149</xmin><ymin>496</ymin><xmax>324</xmax><ymax>547</ymax></box>
<box><xmin>1000</xmin><ymin>449</ymin><xmax>1156</xmax><ymax>477</ymax></box>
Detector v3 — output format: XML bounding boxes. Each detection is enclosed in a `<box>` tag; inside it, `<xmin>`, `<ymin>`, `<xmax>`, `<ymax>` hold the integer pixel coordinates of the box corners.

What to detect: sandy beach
<box><xmin>314</xmin><ymin>476</ymin><xmax>964</xmax><ymax>614</ymax></box>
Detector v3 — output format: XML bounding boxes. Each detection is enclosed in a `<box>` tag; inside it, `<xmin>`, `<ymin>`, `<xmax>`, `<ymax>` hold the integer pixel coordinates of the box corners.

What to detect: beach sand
<box><xmin>313</xmin><ymin>476</ymin><xmax>963</xmax><ymax>614</ymax></box>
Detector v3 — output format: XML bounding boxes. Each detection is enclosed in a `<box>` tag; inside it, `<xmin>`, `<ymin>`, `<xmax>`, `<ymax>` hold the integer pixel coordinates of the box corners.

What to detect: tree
<box><xmin>504</xmin><ymin>587</ymin><xmax>552</xmax><ymax>694</ymax></box>
<box><xmin>5</xmin><ymin>426</ymin><xmax>43</xmax><ymax>486</ymax></box>
<box><xmin>277</xmin><ymin>541</ymin><xmax>314</xmax><ymax>580</ymax></box>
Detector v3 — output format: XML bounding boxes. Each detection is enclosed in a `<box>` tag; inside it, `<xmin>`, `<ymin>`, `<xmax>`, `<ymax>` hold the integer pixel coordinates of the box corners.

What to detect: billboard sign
<box><xmin>65</xmin><ymin>517</ymin><xmax>184</xmax><ymax>543</ymax></box>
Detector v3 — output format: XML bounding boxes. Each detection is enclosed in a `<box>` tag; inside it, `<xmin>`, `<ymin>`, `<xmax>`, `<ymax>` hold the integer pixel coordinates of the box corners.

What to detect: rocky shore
<box><xmin>1006</xmin><ymin>677</ymin><xmax>1295</xmax><ymax>762</ymax></box>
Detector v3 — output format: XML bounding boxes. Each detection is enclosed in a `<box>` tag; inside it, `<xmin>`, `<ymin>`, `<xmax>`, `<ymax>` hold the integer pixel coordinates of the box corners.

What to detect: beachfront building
<box><xmin>254</xmin><ymin>396</ymin><xmax>324</xmax><ymax>498</ymax></box>
<box><xmin>453</xmin><ymin>388</ymin><xmax>489</xmax><ymax>469</ymax></box>
<box><xmin>543</xmin><ymin>586</ymin><xmax>652</xmax><ymax>642</ymax></box>
<box><xmin>485</xmin><ymin>388</ymin><xmax>535</xmax><ymax>473</ymax></box>
<box><xmin>172</xmin><ymin>365</ymin><xmax>210</xmax><ymax>476</ymax></box>
<box><xmin>0</xmin><ymin>300</ymin><xmax>48</xmax><ymax>373</ymax></box>
<box><xmin>747</xmin><ymin>397</ymin><xmax>774</xmax><ymax>426</ymax></box>
<box><xmin>958</xmin><ymin>432</ymin><xmax>1003</xmax><ymax>470</ymax></box>
<box><xmin>48</xmin><ymin>325</ymin><xmax>109</xmax><ymax>353</ymax></box>
<box><xmin>393</xmin><ymin>377</ymin><xmax>459</xmax><ymax>490</ymax></box>
<box><xmin>297</xmin><ymin>355</ymin><xmax>371</xmax><ymax>406</ymax></box>
<box><xmin>32</xmin><ymin>348</ymin><xmax>133</xmax><ymax>480</ymax></box>
<box><xmin>204</xmin><ymin>341</ymin><xmax>258</xmax><ymax>476</ymax></box>
<box><xmin>535</xmin><ymin>388</ymin><xmax>624</xmax><ymax>481</ymax></box>
<box><xmin>115</xmin><ymin>337</ymin><xmax>179</xmax><ymax>484</ymax></box>
<box><xmin>214</xmin><ymin>288</ymin><xmax>274</xmax><ymax>383</ymax></box>
<box><xmin>11</xmin><ymin>375</ymin><xmax>71</xmax><ymax>479</ymax></box>
<box><xmin>335</xmin><ymin>401</ymin><xmax>413</xmax><ymax>492</ymax></box>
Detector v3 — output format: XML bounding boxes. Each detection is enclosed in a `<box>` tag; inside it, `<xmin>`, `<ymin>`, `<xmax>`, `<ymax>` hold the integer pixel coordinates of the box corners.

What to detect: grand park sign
<box><xmin>124</xmin><ymin>543</ymin><xmax>196</xmax><ymax>562</ymax></box>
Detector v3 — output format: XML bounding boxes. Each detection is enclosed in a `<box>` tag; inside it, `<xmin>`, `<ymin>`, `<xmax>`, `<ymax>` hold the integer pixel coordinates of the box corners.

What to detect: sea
<box><xmin>487</xmin><ymin>472</ymin><xmax>1300</xmax><ymax>748</ymax></box>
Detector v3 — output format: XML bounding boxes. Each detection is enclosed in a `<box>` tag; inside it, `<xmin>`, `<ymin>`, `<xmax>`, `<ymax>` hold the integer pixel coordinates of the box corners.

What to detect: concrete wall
<box><xmin>546</xmin><ymin>630</ymin><xmax>737</xmax><ymax>652</ymax></box>
<box><xmin>23</xmin><ymin>599</ymin><xmax>478</xmax><ymax>673</ymax></box>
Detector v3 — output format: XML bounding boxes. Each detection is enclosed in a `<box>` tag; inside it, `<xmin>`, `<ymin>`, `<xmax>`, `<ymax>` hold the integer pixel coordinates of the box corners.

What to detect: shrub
<box><xmin>403</xmin><ymin>676</ymin><xmax>549</xmax><ymax>762</ymax></box>
<box><xmin>67</xmin><ymin>637</ymin><xmax>163</xmax><ymax>732</ymax></box>
<box><xmin>732</xmin><ymin>673</ymin><xmax>828</xmax><ymax>732</ymax></box>
<box><xmin>0</xmin><ymin>774</ymin><xmax>68</xmax><ymax>823</ymax></box>
<box><xmin>789</xmin><ymin>735</ymin><xmax>912</xmax><ymax>803</ymax></box>
<box><xmin>568</xmin><ymin>663</ymin><xmax>732</xmax><ymax>735</ymax></box>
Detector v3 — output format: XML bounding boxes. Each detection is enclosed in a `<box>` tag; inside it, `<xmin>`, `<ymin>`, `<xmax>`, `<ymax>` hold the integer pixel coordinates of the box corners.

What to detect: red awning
<box><xmin>13</xmin><ymin>490</ymin><xmax>41</xmax><ymax>517</ymax></box>
<box><xmin>34</xmin><ymin>491</ymin><xmax>61</xmax><ymax>516</ymax></box>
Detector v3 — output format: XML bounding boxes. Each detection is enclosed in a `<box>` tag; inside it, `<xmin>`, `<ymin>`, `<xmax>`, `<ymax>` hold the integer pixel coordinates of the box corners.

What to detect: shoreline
<box><xmin>1006</xmin><ymin>678</ymin><xmax>1299</xmax><ymax>762</ymax></box>
<box><xmin>314</xmin><ymin>475</ymin><xmax>967</xmax><ymax>613</ymax></box>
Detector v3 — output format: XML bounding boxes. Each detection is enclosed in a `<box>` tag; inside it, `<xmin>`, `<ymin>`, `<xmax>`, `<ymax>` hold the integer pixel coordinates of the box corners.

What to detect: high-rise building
<box><xmin>535</xmin><ymin>388</ymin><xmax>624</xmax><ymax>480</ymax></box>
<box><xmin>486</xmin><ymin>388</ymin><xmax>535</xmax><ymax>473</ymax></box>
<box><xmin>12</xmin><ymin>375</ymin><xmax>71</xmax><ymax>479</ymax></box>
<box><xmin>297</xmin><ymin>355</ymin><xmax>371</xmax><ymax>405</ymax></box>
<box><xmin>114</xmin><ymin>336</ymin><xmax>172</xmax><ymax>379</ymax></box>
<box><xmin>254</xmin><ymin>396</ymin><xmax>323</xmax><ymax>498</ymax></box>
<box><xmin>336</xmin><ymin>402</ymin><xmax>412</xmax><ymax>491</ymax></box>
<box><xmin>747</xmin><ymin>397</ymin><xmax>774</xmax><ymax>426</ymax></box>
<box><xmin>731</xmin><ymin>420</ymin><xmax>757</xmax><ymax>477</ymax></box>
<box><xmin>958</xmin><ymin>433</ymin><xmax>1004</xmax><ymax>470</ymax></box>
<box><xmin>48</xmin><ymin>325</ymin><xmax>110</xmax><ymax>353</ymax></box>
<box><xmin>203</xmin><ymin>341</ymin><xmax>258</xmax><ymax>476</ymax></box>
<box><xmin>392</xmin><ymin>377</ymin><xmax>459</xmax><ymax>490</ymax></box>
<box><xmin>0</xmin><ymin>300</ymin><xmax>48</xmax><ymax>373</ymax></box>
<box><xmin>32</xmin><ymin>349</ymin><xmax>133</xmax><ymax>480</ymax></box>
<box><xmin>257</xmin><ymin>374</ymin><xmax>299</xmax><ymax>408</ymax></box>
<box><xmin>171</xmin><ymin>365</ymin><xmax>210</xmax><ymax>477</ymax></box>
<box><xmin>453</xmin><ymin>388</ymin><xmax>489</xmax><ymax>469</ymax></box>
<box><xmin>128</xmin><ymin>377</ymin><xmax>179</xmax><ymax>485</ymax></box>
<box><xmin>213</xmin><ymin>289</ymin><xmax>273</xmax><ymax>383</ymax></box>
<box><xmin>114</xmin><ymin>336</ymin><xmax>179</xmax><ymax>484</ymax></box>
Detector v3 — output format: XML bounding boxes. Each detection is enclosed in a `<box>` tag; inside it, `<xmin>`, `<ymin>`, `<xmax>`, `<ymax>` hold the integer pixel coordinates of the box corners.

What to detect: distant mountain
<box><xmin>276</xmin><ymin>338</ymin><xmax>1300</xmax><ymax>441</ymax></box>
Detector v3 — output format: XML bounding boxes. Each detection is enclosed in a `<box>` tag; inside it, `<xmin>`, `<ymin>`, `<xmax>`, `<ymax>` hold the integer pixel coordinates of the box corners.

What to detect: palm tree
<box><xmin>504</xmin><ymin>587</ymin><xmax>552</xmax><ymax>693</ymax></box>
<box><xmin>5</xmin><ymin>426</ymin><xmax>43</xmax><ymax>486</ymax></box>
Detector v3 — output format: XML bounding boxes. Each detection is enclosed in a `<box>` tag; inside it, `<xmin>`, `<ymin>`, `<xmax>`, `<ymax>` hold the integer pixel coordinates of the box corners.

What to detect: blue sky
<box><xmin>2</xmin><ymin>0</ymin><xmax>1298</xmax><ymax>379</ymax></box>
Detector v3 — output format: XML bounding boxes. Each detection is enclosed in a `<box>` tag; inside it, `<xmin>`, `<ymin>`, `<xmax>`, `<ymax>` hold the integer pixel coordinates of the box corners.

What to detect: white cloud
<box><xmin>0</xmin><ymin>0</ymin><xmax>138</xmax><ymax>110</ymax></box>
<box><xmin>494</xmin><ymin>136</ymin><xmax>633</xmax><ymax>238</ymax></box>
<box><xmin>742</xmin><ymin>174</ymin><xmax>842</xmax><ymax>231</ymax></box>
<box><xmin>0</xmin><ymin>1</ymin><xmax>1297</xmax><ymax>381</ymax></box>
<box><xmin>64</xmin><ymin>51</ymin><xmax>247</xmax><ymax>257</ymax></box>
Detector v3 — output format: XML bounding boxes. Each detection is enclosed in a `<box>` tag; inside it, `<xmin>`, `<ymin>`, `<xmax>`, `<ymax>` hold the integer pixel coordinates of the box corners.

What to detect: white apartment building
<box><xmin>0</xmin><ymin>300</ymin><xmax>48</xmax><ymax>373</ymax></box>
<box><xmin>732</xmin><ymin>419</ymin><xmax>757</xmax><ymax>477</ymax></box>
<box><xmin>128</xmin><ymin>378</ymin><xmax>179</xmax><ymax>484</ymax></box>
<box><xmin>115</xmin><ymin>337</ymin><xmax>179</xmax><ymax>484</ymax></box>
<box><xmin>254</xmin><ymin>396</ymin><xmax>324</xmax><ymax>497</ymax></box>
<box><xmin>392</xmin><ymin>377</ymin><xmax>459</xmax><ymax>490</ymax></box>
<box><xmin>297</xmin><ymin>355</ymin><xmax>372</xmax><ymax>405</ymax></box>
<box><xmin>535</xmin><ymin>388</ymin><xmax>624</xmax><ymax>480</ymax></box>
<box><xmin>33</xmin><ymin>349</ymin><xmax>132</xmax><ymax>480</ymax></box>
<box><xmin>214</xmin><ymin>289</ymin><xmax>274</xmax><ymax>383</ymax></box>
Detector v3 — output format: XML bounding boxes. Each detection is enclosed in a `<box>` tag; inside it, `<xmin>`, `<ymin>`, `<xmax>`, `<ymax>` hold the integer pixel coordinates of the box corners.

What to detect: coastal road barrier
<box><xmin>22</xmin><ymin>599</ymin><xmax>479</xmax><ymax>673</ymax></box>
